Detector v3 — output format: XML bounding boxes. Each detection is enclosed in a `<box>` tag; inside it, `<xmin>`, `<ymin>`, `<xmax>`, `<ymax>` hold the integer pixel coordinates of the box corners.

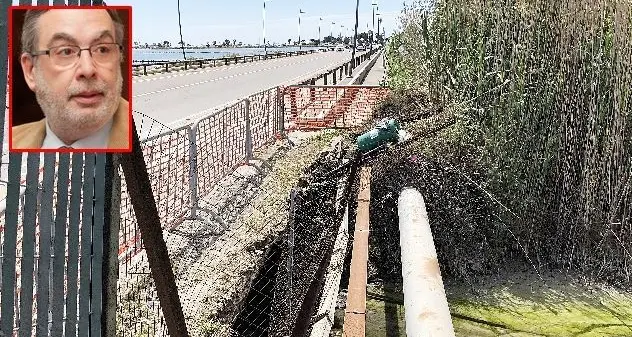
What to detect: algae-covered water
<box><xmin>333</xmin><ymin>272</ymin><xmax>632</xmax><ymax>337</ymax></box>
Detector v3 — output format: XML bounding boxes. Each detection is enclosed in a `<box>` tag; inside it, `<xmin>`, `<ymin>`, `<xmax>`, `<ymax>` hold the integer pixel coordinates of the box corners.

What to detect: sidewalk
<box><xmin>360</xmin><ymin>52</ymin><xmax>386</xmax><ymax>86</ymax></box>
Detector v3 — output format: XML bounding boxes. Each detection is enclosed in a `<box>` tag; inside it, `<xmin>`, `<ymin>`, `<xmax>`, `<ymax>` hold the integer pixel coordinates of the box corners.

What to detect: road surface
<box><xmin>0</xmin><ymin>49</ymin><xmax>374</xmax><ymax>205</ymax></box>
<box><xmin>132</xmin><ymin>50</ymin><xmax>356</xmax><ymax>132</ymax></box>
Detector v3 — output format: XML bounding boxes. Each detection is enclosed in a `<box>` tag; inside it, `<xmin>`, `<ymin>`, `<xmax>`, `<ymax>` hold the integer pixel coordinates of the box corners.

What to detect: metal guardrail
<box><xmin>132</xmin><ymin>50</ymin><xmax>317</xmax><ymax>76</ymax></box>
<box><xmin>296</xmin><ymin>48</ymin><xmax>379</xmax><ymax>86</ymax></box>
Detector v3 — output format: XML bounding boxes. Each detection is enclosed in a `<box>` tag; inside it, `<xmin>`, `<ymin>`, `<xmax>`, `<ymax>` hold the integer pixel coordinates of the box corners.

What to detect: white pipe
<box><xmin>398</xmin><ymin>188</ymin><xmax>455</xmax><ymax>337</ymax></box>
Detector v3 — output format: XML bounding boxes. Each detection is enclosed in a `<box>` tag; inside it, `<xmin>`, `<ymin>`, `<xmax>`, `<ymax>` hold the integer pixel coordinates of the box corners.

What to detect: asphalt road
<box><xmin>0</xmin><ymin>49</ymin><xmax>370</xmax><ymax>204</ymax></box>
<box><xmin>132</xmin><ymin>50</ymin><xmax>355</xmax><ymax>131</ymax></box>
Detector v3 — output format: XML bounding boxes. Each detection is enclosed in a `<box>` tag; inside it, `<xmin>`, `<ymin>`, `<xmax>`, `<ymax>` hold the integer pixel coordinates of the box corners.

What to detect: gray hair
<box><xmin>21</xmin><ymin>9</ymin><xmax>125</xmax><ymax>54</ymax></box>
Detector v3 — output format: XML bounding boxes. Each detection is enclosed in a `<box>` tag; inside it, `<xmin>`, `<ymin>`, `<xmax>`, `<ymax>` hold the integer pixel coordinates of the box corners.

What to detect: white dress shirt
<box><xmin>42</xmin><ymin>119</ymin><xmax>113</xmax><ymax>149</ymax></box>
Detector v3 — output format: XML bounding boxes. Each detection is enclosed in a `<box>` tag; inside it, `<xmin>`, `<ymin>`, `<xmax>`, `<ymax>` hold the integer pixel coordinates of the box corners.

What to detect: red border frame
<box><xmin>7</xmin><ymin>5</ymin><xmax>133</xmax><ymax>153</ymax></box>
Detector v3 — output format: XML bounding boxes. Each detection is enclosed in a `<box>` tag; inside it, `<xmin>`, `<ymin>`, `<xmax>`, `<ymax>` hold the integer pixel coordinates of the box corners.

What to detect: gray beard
<box><xmin>33</xmin><ymin>66</ymin><xmax>124</xmax><ymax>144</ymax></box>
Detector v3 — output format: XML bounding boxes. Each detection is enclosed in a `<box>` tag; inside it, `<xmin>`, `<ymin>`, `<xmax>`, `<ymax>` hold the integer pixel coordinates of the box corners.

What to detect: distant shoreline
<box><xmin>132</xmin><ymin>46</ymin><xmax>321</xmax><ymax>50</ymax></box>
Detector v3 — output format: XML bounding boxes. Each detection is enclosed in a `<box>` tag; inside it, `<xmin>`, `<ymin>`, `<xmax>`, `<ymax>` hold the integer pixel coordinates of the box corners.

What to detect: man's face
<box><xmin>21</xmin><ymin>9</ymin><xmax>123</xmax><ymax>144</ymax></box>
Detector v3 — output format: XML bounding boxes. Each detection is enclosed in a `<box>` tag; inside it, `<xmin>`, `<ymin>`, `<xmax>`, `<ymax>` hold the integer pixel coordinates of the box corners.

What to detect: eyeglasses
<box><xmin>30</xmin><ymin>43</ymin><xmax>123</xmax><ymax>68</ymax></box>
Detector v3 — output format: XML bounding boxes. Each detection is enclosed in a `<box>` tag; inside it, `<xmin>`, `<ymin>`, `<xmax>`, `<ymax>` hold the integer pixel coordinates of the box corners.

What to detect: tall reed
<box><xmin>392</xmin><ymin>0</ymin><xmax>632</xmax><ymax>281</ymax></box>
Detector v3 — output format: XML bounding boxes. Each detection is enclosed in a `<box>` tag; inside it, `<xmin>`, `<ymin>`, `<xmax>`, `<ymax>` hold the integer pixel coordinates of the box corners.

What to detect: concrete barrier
<box><xmin>350</xmin><ymin>49</ymin><xmax>383</xmax><ymax>85</ymax></box>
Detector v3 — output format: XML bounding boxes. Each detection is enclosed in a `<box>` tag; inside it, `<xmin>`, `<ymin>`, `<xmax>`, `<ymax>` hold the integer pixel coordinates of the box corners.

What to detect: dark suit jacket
<box><xmin>11</xmin><ymin>97</ymin><xmax>130</xmax><ymax>150</ymax></box>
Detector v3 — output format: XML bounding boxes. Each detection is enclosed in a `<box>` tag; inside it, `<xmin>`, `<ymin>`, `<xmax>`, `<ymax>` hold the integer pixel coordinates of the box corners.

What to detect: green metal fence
<box><xmin>0</xmin><ymin>1</ymin><xmax>115</xmax><ymax>337</ymax></box>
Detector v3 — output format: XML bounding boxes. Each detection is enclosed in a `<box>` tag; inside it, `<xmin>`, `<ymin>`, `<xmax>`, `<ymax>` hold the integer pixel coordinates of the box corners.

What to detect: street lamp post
<box><xmin>371</xmin><ymin>2</ymin><xmax>378</xmax><ymax>53</ymax></box>
<box><xmin>177</xmin><ymin>0</ymin><xmax>186</xmax><ymax>60</ymax></box>
<box><xmin>377</xmin><ymin>14</ymin><xmax>381</xmax><ymax>45</ymax></box>
<box><xmin>340</xmin><ymin>25</ymin><xmax>344</xmax><ymax>42</ymax></box>
<box><xmin>331</xmin><ymin>21</ymin><xmax>335</xmax><ymax>40</ymax></box>
<box><xmin>350</xmin><ymin>0</ymin><xmax>360</xmax><ymax>75</ymax></box>
<box><xmin>263</xmin><ymin>0</ymin><xmax>270</xmax><ymax>59</ymax></box>
<box><xmin>319</xmin><ymin>17</ymin><xmax>322</xmax><ymax>45</ymax></box>
<box><xmin>298</xmin><ymin>9</ymin><xmax>305</xmax><ymax>50</ymax></box>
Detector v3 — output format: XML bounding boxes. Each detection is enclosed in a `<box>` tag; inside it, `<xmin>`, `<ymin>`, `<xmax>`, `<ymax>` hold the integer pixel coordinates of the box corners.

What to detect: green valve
<box><xmin>357</xmin><ymin>118</ymin><xmax>400</xmax><ymax>152</ymax></box>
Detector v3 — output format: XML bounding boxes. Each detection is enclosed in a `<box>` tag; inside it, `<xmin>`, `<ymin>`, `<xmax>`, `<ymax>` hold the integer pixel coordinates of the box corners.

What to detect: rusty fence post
<box><xmin>187</xmin><ymin>122</ymin><xmax>225</xmax><ymax>229</ymax></box>
<box><xmin>277</xmin><ymin>86</ymin><xmax>287</xmax><ymax>139</ymax></box>
<box><xmin>244</xmin><ymin>98</ymin><xmax>254</xmax><ymax>162</ymax></box>
<box><xmin>287</xmin><ymin>188</ymin><xmax>297</xmax><ymax>328</ymax></box>
<box><xmin>102</xmin><ymin>154</ymin><xmax>120</xmax><ymax>337</ymax></box>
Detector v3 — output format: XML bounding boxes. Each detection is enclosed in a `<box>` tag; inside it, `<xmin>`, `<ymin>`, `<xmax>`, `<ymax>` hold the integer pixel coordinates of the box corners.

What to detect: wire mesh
<box><xmin>249</xmin><ymin>87</ymin><xmax>281</xmax><ymax>150</ymax></box>
<box><xmin>195</xmin><ymin>101</ymin><xmax>248</xmax><ymax>197</ymax></box>
<box><xmin>265</xmin><ymin>149</ymin><xmax>356</xmax><ymax>337</ymax></box>
<box><xmin>118</xmin><ymin>124</ymin><xmax>191</xmax><ymax>263</ymax></box>
<box><xmin>116</xmin><ymin>84</ymin><xmax>388</xmax><ymax>336</ymax></box>
<box><xmin>117</xmin><ymin>91</ymin><xmax>271</xmax><ymax>336</ymax></box>
<box><xmin>117</xmin><ymin>120</ymin><xmax>191</xmax><ymax>337</ymax></box>
<box><xmin>134</xmin><ymin>110</ymin><xmax>177</xmax><ymax>142</ymax></box>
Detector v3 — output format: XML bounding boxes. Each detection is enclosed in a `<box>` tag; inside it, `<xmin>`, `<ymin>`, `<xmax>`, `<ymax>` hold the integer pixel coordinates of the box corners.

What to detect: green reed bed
<box><xmin>386</xmin><ymin>0</ymin><xmax>631</xmax><ymax>283</ymax></box>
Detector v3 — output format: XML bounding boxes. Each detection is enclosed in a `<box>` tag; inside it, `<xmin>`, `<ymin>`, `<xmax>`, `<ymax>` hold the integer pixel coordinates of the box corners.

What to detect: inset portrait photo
<box><xmin>8</xmin><ymin>5</ymin><xmax>132</xmax><ymax>152</ymax></box>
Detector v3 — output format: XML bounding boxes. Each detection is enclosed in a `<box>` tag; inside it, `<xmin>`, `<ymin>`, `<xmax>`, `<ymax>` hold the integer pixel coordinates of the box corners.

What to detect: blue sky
<box><xmin>13</xmin><ymin>0</ymin><xmax>406</xmax><ymax>46</ymax></box>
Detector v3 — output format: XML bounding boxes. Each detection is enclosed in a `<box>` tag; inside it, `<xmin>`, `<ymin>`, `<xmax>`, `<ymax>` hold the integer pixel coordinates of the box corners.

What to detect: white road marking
<box><xmin>133</xmin><ymin>56</ymin><xmax>343</xmax><ymax>98</ymax></box>
<box><xmin>132</xmin><ymin>53</ymin><xmax>340</xmax><ymax>84</ymax></box>
<box><xmin>164</xmin><ymin>58</ymin><xmax>348</xmax><ymax>129</ymax></box>
<box><xmin>132</xmin><ymin>55</ymin><xmax>323</xmax><ymax>84</ymax></box>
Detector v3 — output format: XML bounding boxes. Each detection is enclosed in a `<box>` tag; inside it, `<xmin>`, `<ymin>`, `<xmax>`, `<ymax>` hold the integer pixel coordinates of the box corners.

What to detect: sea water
<box><xmin>133</xmin><ymin>47</ymin><xmax>321</xmax><ymax>62</ymax></box>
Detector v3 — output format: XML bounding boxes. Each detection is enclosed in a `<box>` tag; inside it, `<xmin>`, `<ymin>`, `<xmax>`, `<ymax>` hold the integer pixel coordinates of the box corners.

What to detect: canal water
<box><xmin>133</xmin><ymin>46</ymin><xmax>322</xmax><ymax>62</ymax></box>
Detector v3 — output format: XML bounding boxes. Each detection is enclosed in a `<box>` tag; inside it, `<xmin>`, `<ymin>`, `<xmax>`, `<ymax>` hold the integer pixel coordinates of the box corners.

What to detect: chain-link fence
<box><xmin>116</xmin><ymin>82</ymin><xmax>388</xmax><ymax>336</ymax></box>
<box><xmin>117</xmin><ymin>86</ymin><xmax>286</xmax><ymax>336</ymax></box>
<box><xmin>267</xmin><ymin>148</ymin><xmax>358</xmax><ymax>337</ymax></box>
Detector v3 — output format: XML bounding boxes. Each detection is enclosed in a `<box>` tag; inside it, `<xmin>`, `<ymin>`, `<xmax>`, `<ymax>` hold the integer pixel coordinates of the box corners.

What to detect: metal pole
<box><xmin>350</xmin><ymin>0</ymin><xmax>360</xmax><ymax>75</ymax></box>
<box><xmin>377</xmin><ymin>16</ymin><xmax>381</xmax><ymax>45</ymax></box>
<box><xmin>188</xmin><ymin>123</ymin><xmax>199</xmax><ymax>219</ymax></box>
<box><xmin>263</xmin><ymin>0</ymin><xmax>267</xmax><ymax>59</ymax></box>
<box><xmin>177</xmin><ymin>0</ymin><xmax>186</xmax><ymax>60</ymax></box>
<box><xmin>371</xmin><ymin>3</ymin><xmax>376</xmax><ymax>53</ymax></box>
<box><xmin>102</xmin><ymin>154</ymin><xmax>120</xmax><ymax>337</ymax></box>
<box><xmin>120</xmin><ymin>121</ymin><xmax>189</xmax><ymax>337</ymax></box>
<box><xmin>330</xmin><ymin>22</ymin><xmax>335</xmax><ymax>39</ymax></box>
<box><xmin>298</xmin><ymin>9</ymin><xmax>303</xmax><ymax>50</ymax></box>
<box><xmin>245</xmin><ymin>99</ymin><xmax>253</xmax><ymax>162</ymax></box>
<box><xmin>318</xmin><ymin>17</ymin><xmax>322</xmax><ymax>45</ymax></box>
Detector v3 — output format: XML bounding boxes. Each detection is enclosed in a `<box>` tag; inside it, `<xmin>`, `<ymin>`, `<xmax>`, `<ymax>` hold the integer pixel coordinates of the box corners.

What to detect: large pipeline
<box><xmin>398</xmin><ymin>187</ymin><xmax>456</xmax><ymax>337</ymax></box>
